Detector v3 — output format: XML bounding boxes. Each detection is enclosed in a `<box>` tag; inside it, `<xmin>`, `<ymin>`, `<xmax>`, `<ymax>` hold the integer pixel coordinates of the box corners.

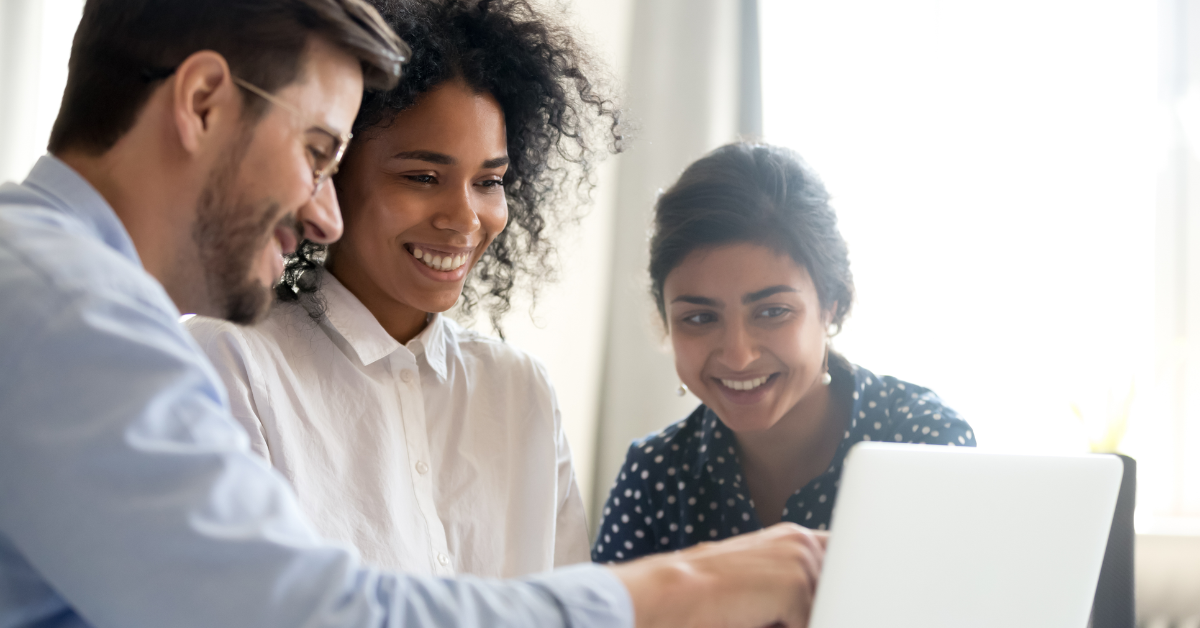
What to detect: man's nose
<box><xmin>298</xmin><ymin>180</ymin><xmax>343</xmax><ymax>244</ymax></box>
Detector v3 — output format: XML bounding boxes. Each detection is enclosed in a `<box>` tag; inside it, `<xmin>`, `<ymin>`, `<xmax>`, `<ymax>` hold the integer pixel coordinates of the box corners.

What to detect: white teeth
<box><xmin>412</xmin><ymin>247</ymin><xmax>469</xmax><ymax>272</ymax></box>
<box><xmin>721</xmin><ymin>376</ymin><xmax>769</xmax><ymax>391</ymax></box>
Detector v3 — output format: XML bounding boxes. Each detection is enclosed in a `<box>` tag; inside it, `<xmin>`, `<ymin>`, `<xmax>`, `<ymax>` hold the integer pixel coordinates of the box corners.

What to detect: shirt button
<box><xmin>437</xmin><ymin>552</ymin><xmax>450</xmax><ymax>566</ymax></box>
<box><xmin>415</xmin><ymin>461</ymin><xmax>429</xmax><ymax>475</ymax></box>
<box><xmin>400</xmin><ymin>369</ymin><xmax>414</xmax><ymax>383</ymax></box>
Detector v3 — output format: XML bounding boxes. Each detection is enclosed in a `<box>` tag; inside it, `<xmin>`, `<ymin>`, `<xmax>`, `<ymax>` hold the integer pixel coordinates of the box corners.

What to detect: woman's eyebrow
<box><xmin>671</xmin><ymin>295</ymin><xmax>720</xmax><ymax>306</ymax></box>
<box><xmin>392</xmin><ymin>150</ymin><xmax>455</xmax><ymax>165</ymax></box>
<box><xmin>482</xmin><ymin>156</ymin><xmax>510</xmax><ymax>169</ymax></box>
<box><xmin>742</xmin><ymin>285</ymin><xmax>797</xmax><ymax>304</ymax></box>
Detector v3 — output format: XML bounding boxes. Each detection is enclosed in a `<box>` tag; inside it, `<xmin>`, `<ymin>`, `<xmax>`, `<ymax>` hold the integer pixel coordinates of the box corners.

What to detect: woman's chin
<box><xmin>704</xmin><ymin>399</ymin><xmax>785</xmax><ymax>434</ymax></box>
<box><xmin>720</xmin><ymin>413</ymin><xmax>783</xmax><ymax>434</ymax></box>
<box><xmin>400</xmin><ymin>290</ymin><xmax>464</xmax><ymax>317</ymax></box>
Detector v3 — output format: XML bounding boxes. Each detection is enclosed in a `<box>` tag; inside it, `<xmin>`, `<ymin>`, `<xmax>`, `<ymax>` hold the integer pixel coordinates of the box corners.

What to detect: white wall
<box><xmin>0</xmin><ymin>0</ymin><xmax>82</xmax><ymax>185</ymax></box>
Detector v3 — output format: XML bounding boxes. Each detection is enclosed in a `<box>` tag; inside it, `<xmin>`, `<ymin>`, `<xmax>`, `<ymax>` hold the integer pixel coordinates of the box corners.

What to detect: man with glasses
<box><xmin>0</xmin><ymin>1</ymin><xmax>826</xmax><ymax>627</ymax></box>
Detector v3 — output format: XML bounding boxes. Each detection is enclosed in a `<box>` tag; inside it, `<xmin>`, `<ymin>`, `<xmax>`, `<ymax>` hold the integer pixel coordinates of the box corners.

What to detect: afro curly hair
<box><xmin>276</xmin><ymin>0</ymin><xmax>624</xmax><ymax>333</ymax></box>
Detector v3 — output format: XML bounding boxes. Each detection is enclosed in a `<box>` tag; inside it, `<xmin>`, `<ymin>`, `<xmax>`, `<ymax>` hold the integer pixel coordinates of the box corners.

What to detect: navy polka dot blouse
<box><xmin>592</xmin><ymin>362</ymin><xmax>976</xmax><ymax>563</ymax></box>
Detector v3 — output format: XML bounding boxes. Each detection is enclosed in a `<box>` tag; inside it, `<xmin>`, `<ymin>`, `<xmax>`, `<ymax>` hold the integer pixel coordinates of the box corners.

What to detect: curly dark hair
<box><xmin>649</xmin><ymin>142</ymin><xmax>855</xmax><ymax>332</ymax></box>
<box><xmin>276</xmin><ymin>0</ymin><xmax>623</xmax><ymax>331</ymax></box>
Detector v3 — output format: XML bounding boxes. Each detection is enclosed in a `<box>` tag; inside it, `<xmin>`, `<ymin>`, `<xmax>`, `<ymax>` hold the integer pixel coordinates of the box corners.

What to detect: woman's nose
<box><xmin>432</xmin><ymin>183</ymin><xmax>482</xmax><ymax>234</ymax></box>
<box><xmin>720</xmin><ymin>322</ymin><xmax>759</xmax><ymax>371</ymax></box>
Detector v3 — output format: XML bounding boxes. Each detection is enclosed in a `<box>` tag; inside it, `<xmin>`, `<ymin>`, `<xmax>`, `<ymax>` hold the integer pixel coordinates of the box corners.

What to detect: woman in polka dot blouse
<box><xmin>592</xmin><ymin>143</ymin><xmax>976</xmax><ymax>563</ymax></box>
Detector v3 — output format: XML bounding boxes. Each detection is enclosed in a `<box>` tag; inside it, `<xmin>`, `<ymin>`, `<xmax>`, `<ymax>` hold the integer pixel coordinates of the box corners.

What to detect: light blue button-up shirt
<box><xmin>0</xmin><ymin>156</ymin><xmax>633</xmax><ymax>628</ymax></box>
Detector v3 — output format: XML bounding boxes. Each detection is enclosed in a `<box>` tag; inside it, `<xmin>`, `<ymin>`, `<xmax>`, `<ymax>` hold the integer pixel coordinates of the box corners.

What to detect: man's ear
<box><xmin>171</xmin><ymin>51</ymin><xmax>239</xmax><ymax>155</ymax></box>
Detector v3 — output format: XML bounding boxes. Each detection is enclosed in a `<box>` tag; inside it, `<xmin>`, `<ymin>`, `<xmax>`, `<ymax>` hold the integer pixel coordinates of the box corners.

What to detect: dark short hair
<box><xmin>278</xmin><ymin>0</ymin><xmax>623</xmax><ymax>331</ymax></box>
<box><xmin>649</xmin><ymin>142</ymin><xmax>855</xmax><ymax>331</ymax></box>
<box><xmin>48</xmin><ymin>0</ymin><xmax>409</xmax><ymax>155</ymax></box>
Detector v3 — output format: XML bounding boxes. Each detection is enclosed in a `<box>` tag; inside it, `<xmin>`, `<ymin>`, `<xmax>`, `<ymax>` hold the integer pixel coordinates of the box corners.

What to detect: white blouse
<box><xmin>185</xmin><ymin>273</ymin><xmax>590</xmax><ymax>578</ymax></box>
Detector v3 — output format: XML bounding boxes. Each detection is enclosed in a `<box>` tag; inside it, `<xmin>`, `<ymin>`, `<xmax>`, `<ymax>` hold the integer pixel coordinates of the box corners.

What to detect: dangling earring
<box><xmin>820</xmin><ymin>340</ymin><xmax>832</xmax><ymax>386</ymax></box>
<box><xmin>676</xmin><ymin>383</ymin><xmax>689</xmax><ymax>397</ymax></box>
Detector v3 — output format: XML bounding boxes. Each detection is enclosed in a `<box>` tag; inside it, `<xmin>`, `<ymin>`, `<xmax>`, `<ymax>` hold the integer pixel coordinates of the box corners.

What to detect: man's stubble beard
<box><xmin>191</xmin><ymin>133</ymin><xmax>284</xmax><ymax>325</ymax></box>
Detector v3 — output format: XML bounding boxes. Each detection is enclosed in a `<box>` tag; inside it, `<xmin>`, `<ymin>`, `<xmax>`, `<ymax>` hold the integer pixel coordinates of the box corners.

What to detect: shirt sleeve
<box><xmin>186</xmin><ymin>316</ymin><xmax>272</xmax><ymax>461</ymax></box>
<box><xmin>592</xmin><ymin>442</ymin><xmax>660</xmax><ymax>563</ymax></box>
<box><xmin>0</xmin><ymin>272</ymin><xmax>632</xmax><ymax>628</ymax></box>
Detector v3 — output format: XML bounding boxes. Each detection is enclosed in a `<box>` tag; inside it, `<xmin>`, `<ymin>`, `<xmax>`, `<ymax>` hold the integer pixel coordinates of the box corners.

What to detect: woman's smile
<box><xmin>404</xmin><ymin>242</ymin><xmax>475</xmax><ymax>280</ymax></box>
<box><xmin>713</xmin><ymin>372</ymin><xmax>782</xmax><ymax>405</ymax></box>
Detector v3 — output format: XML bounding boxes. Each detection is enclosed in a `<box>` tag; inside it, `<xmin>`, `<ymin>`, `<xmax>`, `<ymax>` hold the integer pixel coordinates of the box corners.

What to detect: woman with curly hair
<box><xmin>186</xmin><ymin>0</ymin><xmax>620</xmax><ymax>578</ymax></box>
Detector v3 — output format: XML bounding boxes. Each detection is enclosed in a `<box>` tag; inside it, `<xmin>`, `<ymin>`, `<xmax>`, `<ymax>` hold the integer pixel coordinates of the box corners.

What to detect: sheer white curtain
<box><xmin>760</xmin><ymin>0</ymin><xmax>1200</xmax><ymax>530</ymax></box>
<box><xmin>588</xmin><ymin>0</ymin><xmax>757</xmax><ymax>519</ymax></box>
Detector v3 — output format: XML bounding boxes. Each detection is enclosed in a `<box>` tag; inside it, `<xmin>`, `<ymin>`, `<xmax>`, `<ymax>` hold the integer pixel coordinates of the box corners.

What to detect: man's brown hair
<box><xmin>48</xmin><ymin>0</ymin><xmax>409</xmax><ymax>155</ymax></box>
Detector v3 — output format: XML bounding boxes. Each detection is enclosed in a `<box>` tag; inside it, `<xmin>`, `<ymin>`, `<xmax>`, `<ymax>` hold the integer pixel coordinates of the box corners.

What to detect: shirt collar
<box><xmin>406</xmin><ymin>312</ymin><xmax>448</xmax><ymax>382</ymax></box>
<box><xmin>318</xmin><ymin>272</ymin><xmax>403</xmax><ymax>366</ymax></box>
<box><xmin>315</xmin><ymin>271</ymin><xmax>449</xmax><ymax>380</ymax></box>
<box><xmin>20</xmin><ymin>154</ymin><xmax>141</xmax><ymax>266</ymax></box>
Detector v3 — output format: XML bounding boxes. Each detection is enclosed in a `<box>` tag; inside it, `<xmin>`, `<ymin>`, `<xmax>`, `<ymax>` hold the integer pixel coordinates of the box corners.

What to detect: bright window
<box><xmin>761</xmin><ymin>1</ymin><xmax>1198</xmax><ymax>528</ymax></box>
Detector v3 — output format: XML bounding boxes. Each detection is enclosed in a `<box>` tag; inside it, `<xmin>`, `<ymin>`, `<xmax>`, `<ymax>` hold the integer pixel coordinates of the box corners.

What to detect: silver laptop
<box><xmin>809</xmin><ymin>442</ymin><xmax>1123</xmax><ymax>628</ymax></box>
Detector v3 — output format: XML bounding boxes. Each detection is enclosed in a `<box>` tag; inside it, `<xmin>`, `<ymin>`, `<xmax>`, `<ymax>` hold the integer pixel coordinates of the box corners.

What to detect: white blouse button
<box><xmin>437</xmin><ymin>552</ymin><xmax>450</xmax><ymax>566</ymax></box>
<box><xmin>415</xmin><ymin>461</ymin><xmax>429</xmax><ymax>475</ymax></box>
<box><xmin>399</xmin><ymin>369</ymin><xmax>414</xmax><ymax>383</ymax></box>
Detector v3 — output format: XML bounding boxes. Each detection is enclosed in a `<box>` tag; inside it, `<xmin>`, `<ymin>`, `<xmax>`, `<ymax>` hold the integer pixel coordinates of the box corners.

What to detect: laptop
<box><xmin>809</xmin><ymin>442</ymin><xmax>1124</xmax><ymax>628</ymax></box>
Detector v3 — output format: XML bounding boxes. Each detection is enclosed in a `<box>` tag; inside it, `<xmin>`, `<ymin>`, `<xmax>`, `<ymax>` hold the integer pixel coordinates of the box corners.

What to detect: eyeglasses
<box><xmin>231</xmin><ymin>76</ymin><xmax>352</xmax><ymax>195</ymax></box>
<box><xmin>140</xmin><ymin>66</ymin><xmax>353</xmax><ymax>196</ymax></box>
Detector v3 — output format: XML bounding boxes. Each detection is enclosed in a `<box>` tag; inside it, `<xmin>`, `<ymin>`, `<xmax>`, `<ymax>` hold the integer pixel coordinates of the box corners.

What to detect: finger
<box><xmin>782</xmin><ymin>529</ymin><xmax>824</xmax><ymax>596</ymax></box>
<box><xmin>752</xmin><ymin>524</ymin><xmax>826</xmax><ymax>586</ymax></box>
<box><xmin>786</xmin><ymin>526</ymin><xmax>827</xmax><ymax>563</ymax></box>
<box><xmin>798</xmin><ymin>544</ymin><xmax>822</xmax><ymax>594</ymax></box>
<box><xmin>762</xmin><ymin>522</ymin><xmax>826</xmax><ymax>549</ymax></box>
<box><xmin>777</xmin><ymin>567</ymin><xmax>817</xmax><ymax>628</ymax></box>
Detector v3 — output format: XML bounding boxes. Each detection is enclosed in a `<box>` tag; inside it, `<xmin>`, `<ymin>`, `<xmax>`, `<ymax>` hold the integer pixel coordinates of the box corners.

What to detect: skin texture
<box><xmin>326</xmin><ymin>79</ymin><xmax>509</xmax><ymax>343</ymax></box>
<box><xmin>664</xmin><ymin>243</ymin><xmax>848</xmax><ymax>526</ymax></box>
<box><xmin>58</xmin><ymin>36</ymin><xmax>357</xmax><ymax>321</ymax></box>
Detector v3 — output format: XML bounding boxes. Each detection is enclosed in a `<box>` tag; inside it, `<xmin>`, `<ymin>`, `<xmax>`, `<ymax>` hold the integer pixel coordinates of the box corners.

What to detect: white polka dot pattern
<box><xmin>591</xmin><ymin>363</ymin><xmax>976</xmax><ymax>563</ymax></box>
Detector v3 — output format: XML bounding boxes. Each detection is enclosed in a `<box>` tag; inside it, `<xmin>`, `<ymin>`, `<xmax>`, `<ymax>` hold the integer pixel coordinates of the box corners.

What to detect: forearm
<box><xmin>373</xmin><ymin>565</ymin><xmax>633</xmax><ymax>628</ymax></box>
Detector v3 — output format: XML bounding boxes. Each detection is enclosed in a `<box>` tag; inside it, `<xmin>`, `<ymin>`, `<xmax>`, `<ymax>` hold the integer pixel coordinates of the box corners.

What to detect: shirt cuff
<box><xmin>524</xmin><ymin>563</ymin><xmax>633</xmax><ymax>628</ymax></box>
